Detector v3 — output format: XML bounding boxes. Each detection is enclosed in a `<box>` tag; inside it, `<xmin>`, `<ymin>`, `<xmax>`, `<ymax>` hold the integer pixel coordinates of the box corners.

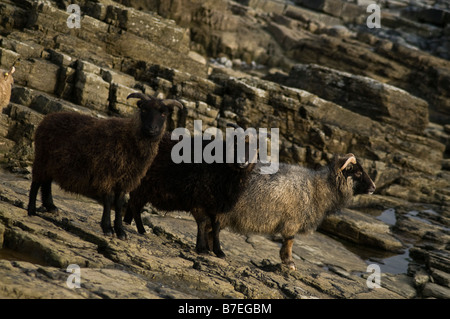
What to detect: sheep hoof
<box><xmin>27</xmin><ymin>205</ymin><xmax>37</xmax><ymax>216</ymax></box>
<box><xmin>46</xmin><ymin>205</ymin><xmax>59</xmax><ymax>214</ymax></box>
<box><xmin>27</xmin><ymin>210</ymin><xmax>37</xmax><ymax>216</ymax></box>
<box><xmin>214</xmin><ymin>250</ymin><xmax>226</xmax><ymax>258</ymax></box>
<box><xmin>282</xmin><ymin>260</ymin><xmax>296</xmax><ymax>271</ymax></box>
<box><xmin>287</xmin><ymin>262</ymin><xmax>296</xmax><ymax>271</ymax></box>
<box><xmin>196</xmin><ymin>247</ymin><xmax>210</xmax><ymax>255</ymax></box>
<box><xmin>116</xmin><ymin>231</ymin><xmax>127</xmax><ymax>240</ymax></box>
<box><xmin>103</xmin><ymin>228</ymin><xmax>115</xmax><ymax>237</ymax></box>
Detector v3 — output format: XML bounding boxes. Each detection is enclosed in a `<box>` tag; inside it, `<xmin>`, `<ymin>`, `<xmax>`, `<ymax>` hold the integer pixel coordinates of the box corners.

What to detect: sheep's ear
<box><xmin>338</xmin><ymin>153</ymin><xmax>357</xmax><ymax>172</ymax></box>
<box><xmin>162</xmin><ymin>99</ymin><xmax>183</xmax><ymax>112</ymax></box>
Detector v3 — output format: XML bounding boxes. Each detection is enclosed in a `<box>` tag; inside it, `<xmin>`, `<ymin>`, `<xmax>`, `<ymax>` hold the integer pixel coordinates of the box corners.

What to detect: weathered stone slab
<box><xmin>74</xmin><ymin>70</ymin><xmax>110</xmax><ymax>112</ymax></box>
<box><xmin>283</xmin><ymin>63</ymin><xmax>429</xmax><ymax>134</ymax></box>
<box><xmin>320</xmin><ymin>209</ymin><xmax>404</xmax><ymax>252</ymax></box>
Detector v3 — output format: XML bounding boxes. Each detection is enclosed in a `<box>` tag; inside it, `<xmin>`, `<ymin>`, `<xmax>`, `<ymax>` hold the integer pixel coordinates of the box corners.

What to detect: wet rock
<box><xmin>413</xmin><ymin>268</ymin><xmax>430</xmax><ymax>288</ymax></box>
<box><xmin>380</xmin><ymin>273</ymin><xmax>417</xmax><ymax>299</ymax></box>
<box><xmin>422</xmin><ymin>282</ymin><xmax>450</xmax><ymax>299</ymax></box>
<box><xmin>320</xmin><ymin>209</ymin><xmax>404</xmax><ymax>252</ymax></box>
<box><xmin>291</xmin><ymin>232</ymin><xmax>368</xmax><ymax>274</ymax></box>
<box><xmin>395</xmin><ymin>211</ymin><xmax>450</xmax><ymax>244</ymax></box>
<box><xmin>431</xmin><ymin>268</ymin><xmax>450</xmax><ymax>288</ymax></box>
<box><xmin>427</xmin><ymin>250</ymin><xmax>450</xmax><ymax>273</ymax></box>
<box><xmin>408</xmin><ymin>245</ymin><xmax>450</xmax><ymax>297</ymax></box>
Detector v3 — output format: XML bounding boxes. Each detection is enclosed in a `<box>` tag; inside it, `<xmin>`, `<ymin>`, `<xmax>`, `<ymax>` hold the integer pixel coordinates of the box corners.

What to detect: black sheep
<box><xmin>124</xmin><ymin>124</ymin><xmax>258</xmax><ymax>256</ymax></box>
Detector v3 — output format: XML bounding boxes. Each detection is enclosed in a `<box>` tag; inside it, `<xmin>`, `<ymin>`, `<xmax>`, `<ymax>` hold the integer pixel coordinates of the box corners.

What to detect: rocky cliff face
<box><xmin>0</xmin><ymin>0</ymin><xmax>449</xmax><ymax>299</ymax></box>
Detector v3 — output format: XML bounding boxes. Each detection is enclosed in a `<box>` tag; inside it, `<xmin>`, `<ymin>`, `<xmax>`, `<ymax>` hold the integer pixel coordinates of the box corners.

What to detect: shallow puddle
<box><xmin>376</xmin><ymin>208</ymin><xmax>397</xmax><ymax>226</ymax></box>
<box><xmin>337</xmin><ymin>206</ymin><xmax>449</xmax><ymax>275</ymax></box>
<box><xmin>339</xmin><ymin>240</ymin><xmax>411</xmax><ymax>275</ymax></box>
<box><xmin>372</xmin><ymin>248</ymin><xmax>412</xmax><ymax>274</ymax></box>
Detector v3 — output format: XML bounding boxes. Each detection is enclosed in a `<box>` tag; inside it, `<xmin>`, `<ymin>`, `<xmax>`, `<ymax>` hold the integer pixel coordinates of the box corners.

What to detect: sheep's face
<box><xmin>227</xmin><ymin>134</ymin><xmax>258</xmax><ymax>171</ymax></box>
<box><xmin>337</xmin><ymin>154</ymin><xmax>376</xmax><ymax>195</ymax></box>
<box><xmin>138</xmin><ymin>100</ymin><xmax>173</xmax><ymax>140</ymax></box>
<box><xmin>127</xmin><ymin>93</ymin><xmax>183</xmax><ymax>140</ymax></box>
<box><xmin>228</xmin><ymin>147</ymin><xmax>257</xmax><ymax>171</ymax></box>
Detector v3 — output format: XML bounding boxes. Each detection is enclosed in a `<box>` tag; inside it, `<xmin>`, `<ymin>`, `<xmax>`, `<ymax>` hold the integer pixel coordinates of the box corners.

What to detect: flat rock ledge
<box><xmin>0</xmin><ymin>169</ymin><xmax>405</xmax><ymax>299</ymax></box>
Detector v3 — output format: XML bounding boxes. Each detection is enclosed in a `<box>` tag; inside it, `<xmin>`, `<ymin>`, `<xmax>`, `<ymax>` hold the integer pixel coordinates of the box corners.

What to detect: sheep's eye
<box><xmin>161</xmin><ymin>113</ymin><xmax>166</xmax><ymax>117</ymax></box>
<box><xmin>354</xmin><ymin>171</ymin><xmax>362</xmax><ymax>178</ymax></box>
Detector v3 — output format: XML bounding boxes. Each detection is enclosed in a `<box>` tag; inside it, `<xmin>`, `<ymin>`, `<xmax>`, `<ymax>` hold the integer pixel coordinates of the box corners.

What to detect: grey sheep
<box><xmin>216</xmin><ymin>153</ymin><xmax>376</xmax><ymax>270</ymax></box>
<box><xmin>0</xmin><ymin>66</ymin><xmax>15</xmax><ymax>112</ymax></box>
<box><xmin>27</xmin><ymin>92</ymin><xmax>183</xmax><ymax>239</ymax></box>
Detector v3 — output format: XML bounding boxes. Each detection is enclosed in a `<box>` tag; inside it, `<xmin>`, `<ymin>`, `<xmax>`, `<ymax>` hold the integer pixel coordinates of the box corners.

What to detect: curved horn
<box><xmin>4</xmin><ymin>66</ymin><xmax>15</xmax><ymax>77</ymax></box>
<box><xmin>227</xmin><ymin>123</ymin><xmax>259</xmax><ymax>145</ymax></box>
<box><xmin>127</xmin><ymin>92</ymin><xmax>151</xmax><ymax>100</ymax></box>
<box><xmin>162</xmin><ymin>99</ymin><xmax>184</xmax><ymax>109</ymax></box>
<box><xmin>339</xmin><ymin>153</ymin><xmax>357</xmax><ymax>172</ymax></box>
<box><xmin>226</xmin><ymin>123</ymin><xmax>240</xmax><ymax>129</ymax></box>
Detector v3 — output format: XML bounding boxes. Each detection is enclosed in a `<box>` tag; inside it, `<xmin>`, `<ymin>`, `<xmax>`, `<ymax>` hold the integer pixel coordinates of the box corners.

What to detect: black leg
<box><xmin>123</xmin><ymin>205</ymin><xmax>133</xmax><ymax>224</ymax></box>
<box><xmin>100</xmin><ymin>193</ymin><xmax>114</xmax><ymax>236</ymax></box>
<box><xmin>195</xmin><ymin>218</ymin><xmax>209</xmax><ymax>254</ymax></box>
<box><xmin>41</xmin><ymin>181</ymin><xmax>58</xmax><ymax>213</ymax></box>
<box><xmin>113</xmin><ymin>192</ymin><xmax>127</xmax><ymax>240</ymax></box>
<box><xmin>192</xmin><ymin>209</ymin><xmax>209</xmax><ymax>254</ymax></box>
<box><xmin>124</xmin><ymin>194</ymin><xmax>146</xmax><ymax>234</ymax></box>
<box><xmin>210</xmin><ymin>215</ymin><xmax>225</xmax><ymax>258</ymax></box>
<box><xmin>27</xmin><ymin>181</ymin><xmax>41</xmax><ymax>216</ymax></box>
<box><xmin>133</xmin><ymin>208</ymin><xmax>146</xmax><ymax>235</ymax></box>
<box><xmin>205</xmin><ymin>223</ymin><xmax>213</xmax><ymax>251</ymax></box>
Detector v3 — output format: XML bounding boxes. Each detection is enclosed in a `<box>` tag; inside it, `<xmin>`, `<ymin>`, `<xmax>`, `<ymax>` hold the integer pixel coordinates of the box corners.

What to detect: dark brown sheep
<box><xmin>124</xmin><ymin>125</ymin><xmax>258</xmax><ymax>257</ymax></box>
<box><xmin>27</xmin><ymin>93</ymin><xmax>183</xmax><ymax>239</ymax></box>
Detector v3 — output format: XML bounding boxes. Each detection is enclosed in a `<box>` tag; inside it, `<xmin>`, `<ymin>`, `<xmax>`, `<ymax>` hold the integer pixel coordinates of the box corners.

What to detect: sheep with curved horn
<box><xmin>214</xmin><ymin>153</ymin><xmax>376</xmax><ymax>269</ymax></box>
<box><xmin>27</xmin><ymin>92</ymin><xmax>183</xmax><ymax>239</ymax></box>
